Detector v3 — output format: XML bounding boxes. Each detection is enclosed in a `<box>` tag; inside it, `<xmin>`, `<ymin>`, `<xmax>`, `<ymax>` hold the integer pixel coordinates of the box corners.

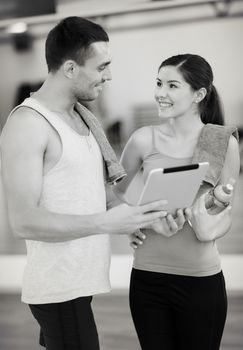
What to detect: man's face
<box><xmin>74</xmin><ymin>41</ymin><xmax>112</xmax><ymax>101</ymax></box>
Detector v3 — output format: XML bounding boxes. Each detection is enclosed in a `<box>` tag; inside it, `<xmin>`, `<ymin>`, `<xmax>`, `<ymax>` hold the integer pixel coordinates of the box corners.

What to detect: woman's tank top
<box><xmin>133</xmin><ymin>126</ymin><xmax>221</xmax><ymax>277</ymax></box>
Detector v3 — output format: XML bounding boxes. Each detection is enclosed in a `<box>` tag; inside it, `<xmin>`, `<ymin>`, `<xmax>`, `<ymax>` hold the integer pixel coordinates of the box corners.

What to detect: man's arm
<box><xmin>1</xmin><ymin>109</ymin><xmax>166</xmax><ymax>243</ymax></box>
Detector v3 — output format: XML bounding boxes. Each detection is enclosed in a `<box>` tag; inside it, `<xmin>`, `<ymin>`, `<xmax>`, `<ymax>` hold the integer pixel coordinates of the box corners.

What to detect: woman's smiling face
<box><xmin>154</xmin><ymin>65</ymin><xmax>198</xmax><ymax>120</ymax></box>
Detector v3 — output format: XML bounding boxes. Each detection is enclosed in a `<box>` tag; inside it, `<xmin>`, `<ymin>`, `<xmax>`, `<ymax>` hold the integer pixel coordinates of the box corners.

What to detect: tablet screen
<box><xmin>137</xmin><ymin>162</ymin><xmax>209</xmax><ymax>214</ymax></box>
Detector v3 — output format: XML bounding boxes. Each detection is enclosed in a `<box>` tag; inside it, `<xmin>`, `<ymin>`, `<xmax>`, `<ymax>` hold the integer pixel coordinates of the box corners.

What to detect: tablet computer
<box><xmin>137</xmin><ymin>162</ymin><xmax>209</xmax><ymax>214</ymax></box>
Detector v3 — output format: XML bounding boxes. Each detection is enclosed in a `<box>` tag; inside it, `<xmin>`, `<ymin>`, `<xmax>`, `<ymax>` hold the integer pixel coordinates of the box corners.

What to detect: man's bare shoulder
<box><xmin>2</xmin><ymin>106</ymin><xmax>49</xmax><ymax>133</ymax></box>
<box><xmin>1</xmin><ymin>107</ymin><xmax>49</xmax><ymax>150</ymax></box>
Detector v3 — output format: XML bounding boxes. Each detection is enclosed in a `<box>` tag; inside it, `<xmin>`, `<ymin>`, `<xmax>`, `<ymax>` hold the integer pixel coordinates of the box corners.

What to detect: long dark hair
<box><xmin>159</xmin><ymin>54</ymin><xmax>224</xmax><ymax>125</ymax></box>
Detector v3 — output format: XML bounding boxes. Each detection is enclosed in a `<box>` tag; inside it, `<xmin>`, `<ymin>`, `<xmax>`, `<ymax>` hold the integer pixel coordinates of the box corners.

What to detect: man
<box><xmin>0</xmin><ymin>17</ymin><xmax>166</xmax><ymax>350</ymax></box>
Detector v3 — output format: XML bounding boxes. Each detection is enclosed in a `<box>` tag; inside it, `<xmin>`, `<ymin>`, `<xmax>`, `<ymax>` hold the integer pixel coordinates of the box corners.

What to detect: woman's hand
<box><xmin>205</xmin><ymin>178</ymin><xmax>236</xmax><ymax>210</ymax></box>
<box><xmin>129</xmin><ymin>209</ymin><xmax>187</xmax><ymax>249</ymax></box>
<box><xmin>129</xmin><ymin>229</ymin><xmax>147</xmax><ymax>249</ymax></box>
<box><xmin>188</xmin><ymin>192</ymin><xmax>232</xmax><ymax>242</ymax></box>
<box><xmin>149</xmin><ymin>209</ymin><xmax>187</xmax><ymax>237</ymax></box>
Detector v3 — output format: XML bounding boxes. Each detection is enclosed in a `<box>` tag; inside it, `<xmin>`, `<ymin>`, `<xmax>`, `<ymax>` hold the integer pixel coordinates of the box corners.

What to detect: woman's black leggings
<box><xmin>129</xmin><ymin>268</ymin><xmax>227</xmax><ymax>350</ymax></box>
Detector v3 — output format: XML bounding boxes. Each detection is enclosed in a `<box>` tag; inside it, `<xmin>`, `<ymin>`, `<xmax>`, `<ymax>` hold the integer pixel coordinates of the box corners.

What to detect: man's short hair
<box><xmin>45</xmin><ymin>16</ymin><xmax>109</xmax><ymax>72</ymax></box>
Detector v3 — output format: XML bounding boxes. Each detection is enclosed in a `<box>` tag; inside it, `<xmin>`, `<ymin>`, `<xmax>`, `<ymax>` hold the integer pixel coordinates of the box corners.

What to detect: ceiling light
<box><xmin>6</xmin><ymin>22</ymin><xmax>27</xmax><ymax>34</ymax></box>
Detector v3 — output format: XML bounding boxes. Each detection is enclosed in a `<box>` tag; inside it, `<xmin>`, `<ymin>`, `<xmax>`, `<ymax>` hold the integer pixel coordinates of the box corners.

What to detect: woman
<box><xmin>114</xmin><ymin>54</ymin><xmax>240</xmax><ymax>350</ymax></box>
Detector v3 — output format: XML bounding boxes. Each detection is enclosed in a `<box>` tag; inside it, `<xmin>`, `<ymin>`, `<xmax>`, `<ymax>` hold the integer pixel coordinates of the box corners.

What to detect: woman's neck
<box><xmin>158</xmin><ymin>113</ymin><xmax>204</xmax><ymax>141</ymax></box>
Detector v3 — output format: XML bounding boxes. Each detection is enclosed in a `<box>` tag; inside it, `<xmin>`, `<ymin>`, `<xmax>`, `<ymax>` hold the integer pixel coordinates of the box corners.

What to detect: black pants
<box><xmin>29</xmin><ymin>296</ymin><xmax>99</xmax><ymax>350</ymax></box>
<box><xmin>129</xmin><ymin>268</ymin><xmax>227</xmax><ymax>350</ymax></box>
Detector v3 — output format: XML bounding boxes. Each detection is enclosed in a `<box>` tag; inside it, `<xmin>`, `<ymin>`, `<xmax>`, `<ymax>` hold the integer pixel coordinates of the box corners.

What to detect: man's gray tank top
<box><xmin>133</xmin><ymin>124</ymin><xmax>238</xmax><ymax>277</ymax></box>
<box><xmin>7</xmin><ymin>97</ymin><xmax>111</xmax><ymax>304</ymax></box>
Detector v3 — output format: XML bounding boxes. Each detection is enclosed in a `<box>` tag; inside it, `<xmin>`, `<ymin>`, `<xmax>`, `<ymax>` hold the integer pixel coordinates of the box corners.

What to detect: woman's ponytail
<box><xmin>200</xmin><ymin>85</ymin><xmax>224</xmax><ymax>126</ymax></box>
